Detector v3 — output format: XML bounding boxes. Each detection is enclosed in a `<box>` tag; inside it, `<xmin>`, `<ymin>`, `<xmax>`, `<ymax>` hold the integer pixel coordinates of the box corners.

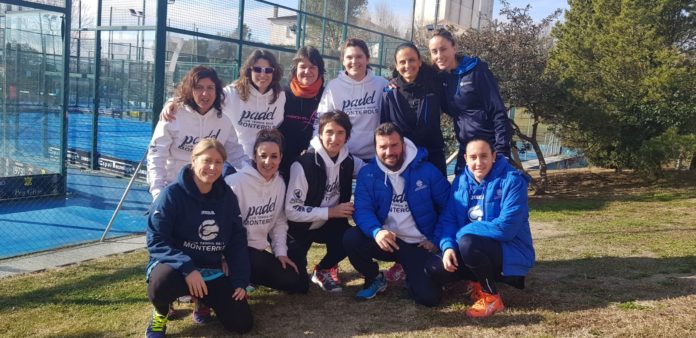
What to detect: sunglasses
<box><xmin>252</xmin><ymin>66</ymin><xmax>274</xmax><ymax>74</ymax></box>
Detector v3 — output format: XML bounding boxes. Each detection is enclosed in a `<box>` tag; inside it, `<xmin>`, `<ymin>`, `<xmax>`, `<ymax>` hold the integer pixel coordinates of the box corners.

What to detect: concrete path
<box><xmin>0</xmin><ymin>235</ymin><xmax>145</xmax><ymax>279</ymax></box>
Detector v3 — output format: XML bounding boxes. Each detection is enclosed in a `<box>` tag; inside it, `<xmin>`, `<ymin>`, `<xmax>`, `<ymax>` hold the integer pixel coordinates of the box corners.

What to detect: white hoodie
<box><xmin>285</xmin><ymin>136</ymin><xmax>364</xmax><ymax>230</ymax></box>
<box><xmin>225</xmin><ymin>165</ymin><xmax>288</xmax><ymax>257</ymax></box>
<box><xmin>316</xmin><ymin>69</ymin><xmax>388</xmax><ymax>160</ymax></box>
<box><xmin>376</xmin><ymin>138</ymin><xmax>426</xmax><ymax>244</ymax></box>
<box><xmin>147</xmin><ymin>104</ymin><xmax>248</xmax><ymax>198</ymax></box>
<box><xmin>223</xmin><ymin>85</ymin><xmax>286</xmax><ymax>158</ymax></box>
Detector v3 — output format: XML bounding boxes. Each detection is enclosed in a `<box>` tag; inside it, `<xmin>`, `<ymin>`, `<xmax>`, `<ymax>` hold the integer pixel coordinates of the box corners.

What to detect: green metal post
<box><xmin>342</xmin><ymin>0</ymin><xmax>349</xmax><ymax>42</ymax></box>
<box><xmin>91</xmin><ymin>0</ymin><xmax>102</xmax><ymax>169</ymax></box>
<box><xmin>320</xmin><ymin>0</ymin><xmax>326</xmax><ymax>54</ymax></box>
<box><xmin>295</xmin><ymin>0</ymin><xmax>301</xmax><ymax>49</ymax></box>
<box><xmin>410</xmin><ymin>0</ymin><xmax>416</xmax><ymax>41</ymax></box>
<box><xmin>237</xmin><ymin>0</ymin><xmax>246</xmax><ymax>74</ymax></box>
<box><xmin>152</xmin><ymin>0</ymin><xmax>168</xmax><ymax>126</ymax></box>
<box><xmin>60</xmin><ymin>0</ymin><xmax>72</xmax><ymax>195</ymax></box>
<box><xmin>377</xmin><ymin>34</ymin><xmax>384</xmax><ymax>74</ymax></box>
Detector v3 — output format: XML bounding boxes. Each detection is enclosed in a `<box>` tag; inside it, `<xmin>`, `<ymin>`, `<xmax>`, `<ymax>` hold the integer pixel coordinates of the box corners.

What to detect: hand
<box><xmin>388</xmin><ymin>77</ymin><xmax>398</xmax><ymax>89</ymax></box>
<box><xmin>231</xmin><ymin>287</ymin><xmax>246</xmax><ymax>301</ymax></box>
<box><xmin>185</xmin><ymin>270</ymin><xmax>208</xmax><ymax>298</ymax></box>
<box><xmin>442</xmin><ymin>249</ymin><xmax>459</xmax><ymax>272</ymax></box>
<box><xmin>159</xmin><ymin>101</ymin><xmax>178</xmax><ymax>122</ymax></box>
<box><xmin>328</xmin><ymin>202</ymin><xmax>354</xmax><ymax>218</ymax></box>
<box><xmin>277</xmin><ymin>255</ymin><xmax>299</xmax><ymax>274</ymax></box>
<box><xmin>221</xmin><ymin>258</ymin><xmax>229</xmax><ymax>276</ymax></box>
<box><xmin>418</xmin><ymin>239</ymin><xmax>437</xmax><ymax>253</ymax></box>
<box><xmin>375</xmin><ymin>229</ymin><xmax>399</xmax><ymax>253</ymax></box>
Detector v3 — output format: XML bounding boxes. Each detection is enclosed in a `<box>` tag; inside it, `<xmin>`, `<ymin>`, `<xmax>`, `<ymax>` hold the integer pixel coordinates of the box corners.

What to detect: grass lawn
<box><xmin>1</xmin><ymin>168</ymin><xmax>695</xmax><ymax>337</ymax></box>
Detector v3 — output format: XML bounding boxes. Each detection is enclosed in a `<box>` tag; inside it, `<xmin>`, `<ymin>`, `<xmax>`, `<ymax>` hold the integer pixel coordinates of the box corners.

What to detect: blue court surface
<box><xmin>1</xmin><ymin>111</ymin><xmax>153</xmax><ymax>259</ymax></box>
<box><xmin>0</xmin><ymin>168</ymin><xmax>151</xmax><ymax>259</ymax></box>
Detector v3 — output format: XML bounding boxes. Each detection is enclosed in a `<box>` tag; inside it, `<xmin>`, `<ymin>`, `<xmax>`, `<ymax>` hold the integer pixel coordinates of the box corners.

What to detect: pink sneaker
<box><xmin>384</xmin><ymin>263</ymin><xmax>406</xmax><ymax>283</ymax></box>
<box><xmin>328</xmin><ymin>265</ymin><xmax>341</xmax><ymax>284</ymax></box>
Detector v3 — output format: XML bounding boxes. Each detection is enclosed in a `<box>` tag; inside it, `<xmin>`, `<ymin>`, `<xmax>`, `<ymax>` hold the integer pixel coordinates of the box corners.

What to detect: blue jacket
<box><xmin>436</xmin><ymin>154</ymin><xmax>534</xmax><ymax>276</ymax></box>
<box><xmin>146</xmin><ymin>165</ymin><xmax>250</xmax><ymax>289</ymax></box>
<box><xmin>354</xmin><ymin>147</ymin><xmax>450</xmax><ymax>242</ymax></box>
<box><xmin>443</xmin><ymin>57</ymin><xmax>512</xmax><ymax>158</ymax></box>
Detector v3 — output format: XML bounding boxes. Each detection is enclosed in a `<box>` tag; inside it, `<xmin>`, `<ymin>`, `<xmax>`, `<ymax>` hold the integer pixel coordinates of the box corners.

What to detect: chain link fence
<box><xmin>0</xmin><ymin>0</ymin><xmax>412</xmax><ymax>260</ymax></box>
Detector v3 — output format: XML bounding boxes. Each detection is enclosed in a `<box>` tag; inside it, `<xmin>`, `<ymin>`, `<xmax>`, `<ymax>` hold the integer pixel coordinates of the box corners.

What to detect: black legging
<box><xmin>426</xmin><ymin>234</ymin><xmax>503</xmax><ymax>294</ymax></box>
<box><xmin>248</xmin><ymin>247</ymin><xmax>308</xmax><ymax>294</ymax></box>
<box><xmin>147</xmin><ymin>263</ymin><xmax>253</xmax><ymax>334</ymax></box>
<box><xmin>287</xmin><ymin>218</ymin><xmax>351</xmax><ymax>274</ymax></box>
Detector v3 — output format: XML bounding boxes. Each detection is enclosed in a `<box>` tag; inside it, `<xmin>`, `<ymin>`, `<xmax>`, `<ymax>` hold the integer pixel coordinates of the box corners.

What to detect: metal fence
<box><xmin>0</xmin><ymin>0</ymin><xmax>413</xmax><ymax>259</ymax></box>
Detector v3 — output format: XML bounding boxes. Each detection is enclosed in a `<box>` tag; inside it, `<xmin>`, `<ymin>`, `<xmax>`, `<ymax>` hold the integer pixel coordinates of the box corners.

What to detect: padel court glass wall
<box><xmin>0</xmin><ymin>0</ymin><xmax>413</xmax><ymax>259</ymax></box>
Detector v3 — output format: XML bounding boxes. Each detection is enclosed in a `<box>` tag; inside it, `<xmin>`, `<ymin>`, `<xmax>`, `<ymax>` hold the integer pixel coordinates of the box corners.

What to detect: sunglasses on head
<box><xmin>252</xmin><ymin>66</ymin><xmax>274</xmax><ymax>74</ymax></box>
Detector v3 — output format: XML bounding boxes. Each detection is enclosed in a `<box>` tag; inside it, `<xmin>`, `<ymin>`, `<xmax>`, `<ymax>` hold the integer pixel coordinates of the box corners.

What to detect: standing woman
<box><xmin>145</xmin><ymin>139</ymin><xmax>252</xmax><ymax>337</ymax></box>
<box><xmin>316</xmin><ymin>38</ymin><xmax>388</xmax><ymax>162</ymax></box>
<box><xmin>147</xmin><ymin>66</ymin><xmax>247</xmax><ymax>200</ymax></box>
<box><xmin>381</xmin><ymin>42</ymin><xmax>447</xmax><ymax>176</ymax></box>
<box><xmin>225</xmin><ymin>129</ymin><xmax>308</xmax><ymax>294</ymax></box>
<box><xmin>225</xmin><ymin>50</ymin><xmax>287</xmax><ymax>158</ymax></box>
<box><xmin>428</xmin><ymin>28</ymin><xmax>512</xmax><ymax>175</ymax></box>
<box><xmin>278</xmin><ymin>46</ymin><xmax>325</xmax><ymax>181</ymax></box>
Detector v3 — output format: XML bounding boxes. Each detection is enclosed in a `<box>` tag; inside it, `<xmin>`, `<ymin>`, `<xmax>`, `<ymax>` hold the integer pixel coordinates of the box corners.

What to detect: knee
<box><xmin>411</xmin><ymin>286</ymin><xmax>441</xmax><ymax>308</ymax></box>
<box><xmin>221</xmin><ymin>304</ymin><xmax>253</xmax><ymax>334</ymax></box>
<box><xmin>457</xmin><ymin>235</ymin><xmax>479</xmax><ymax>264</ymax></box>
<box><xmin>424</xmin><ymin>255</ymin><xmax>447</xmax><ymax>284</ymax></box>
<box><xmin>342</xmin><ymin>227</ymin><xmax>364</xmax><ymax>252</ymax></box>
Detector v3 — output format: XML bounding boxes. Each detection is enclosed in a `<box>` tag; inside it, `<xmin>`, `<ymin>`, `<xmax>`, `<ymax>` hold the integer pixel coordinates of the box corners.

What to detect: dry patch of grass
<box><xmin>1</xmin><ymin>169</ymin><xmax>695</xmax><ymax>337</ymax></box>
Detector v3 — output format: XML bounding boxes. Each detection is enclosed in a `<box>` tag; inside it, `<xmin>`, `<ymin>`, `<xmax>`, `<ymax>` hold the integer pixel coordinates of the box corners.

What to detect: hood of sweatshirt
<box><xmin>464</xmin><ymin>153</ymin><xmax>528</xmax><ymax>185</ymax></box>
<box><xmin>309</xmin><ymin>135</ymin><xmax>349</xmax><ymax>169</ymax></box>
<box><xmin>177</xmin><ymin>164</ymin><xmax>228</xmax><ymax>202</ymax></box>
<box><xmin>375</xmin><ymin>138</ymin><xmax>421</xmax><ymax>188</ymax></box>
<box><xmin>454</xmin><ymin>56</ymin><xmax>480</xmax><ymax>76</ymax></box>
<box><xmin>237</xmin><ymin>162</ymin><xmax>281</xmax><ymax>187</ymax></box>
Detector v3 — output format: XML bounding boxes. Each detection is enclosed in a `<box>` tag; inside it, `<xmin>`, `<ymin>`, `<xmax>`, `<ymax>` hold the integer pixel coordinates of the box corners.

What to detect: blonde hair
<box><xmin>191</xmin><ymin>138</ymin><xmax>227</xmax><ymax>163</ymax></box>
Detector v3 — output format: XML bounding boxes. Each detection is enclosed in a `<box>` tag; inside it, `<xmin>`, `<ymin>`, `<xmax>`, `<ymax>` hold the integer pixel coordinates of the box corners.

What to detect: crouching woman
<box><xmin>145</xmin><ymin>139</ymin><xmax>252</xmax><ymax>337</ymax></box>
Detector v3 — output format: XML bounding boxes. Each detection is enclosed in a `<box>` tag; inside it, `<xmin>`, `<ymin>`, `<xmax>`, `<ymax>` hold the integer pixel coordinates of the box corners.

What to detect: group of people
<box><xmin>143</xmin><ymin>29</ymin><xmax>534</xmax><ymax>337</ymax></box>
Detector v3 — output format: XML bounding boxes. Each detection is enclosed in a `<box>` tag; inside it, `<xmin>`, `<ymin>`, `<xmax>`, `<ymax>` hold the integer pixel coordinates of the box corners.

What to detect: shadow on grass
<box><xmin>529</xmin><ymin>169</ymin><xmax>696</xmax><ymax>213</ymax></box>
<box><xmin>519</xmin><ymin>256</ymin><xmax>696</xmax><ymax>313</ymax></box>
<box><xmin>0</xmin><ymin>264</ymin><xmax>145</xmax><ymax>311</ymax></box>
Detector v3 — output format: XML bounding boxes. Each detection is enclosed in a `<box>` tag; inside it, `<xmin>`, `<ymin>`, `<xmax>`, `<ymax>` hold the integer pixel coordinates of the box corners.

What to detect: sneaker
<box><xmin>384</xmin><ymin>263</ymin><xmax>406</xmax><ymax>283</ymax></box>
<box><xmin>311</xmin><ymin>265</ymin><xmax>342</xmax><ymax>292</ymax></box>
<box><xmin>356</xmin><ymin>272</ymin><xmax>387</xmax><ymax>300</ymax></box>
<box><xmin>191</xmin><ymin>300</ymin><xmax>213</xmax><ymax>324</ymax></box>
<box><xmin>465</xmin><ymin>281</ymin><xmax>484</xmax><ymax>302</ymax></box>
<box><xmin>328</xmin><ymin>265</ymin><xmax>341</xmax><ymax>284</ymax></box>
<box><xmin>245</xmin><ymin>284</ymin><xmax>256</xmax><ymax>293</ymax></box>
<box><xmin>465</xmin><ymin>292</ymin><xmax>505</xmax><ymax>318</ymax></box>
<box><xmin>146</xmin><ymin>309</ymin><xmax>168</xmax><ymax>338</ymax></box>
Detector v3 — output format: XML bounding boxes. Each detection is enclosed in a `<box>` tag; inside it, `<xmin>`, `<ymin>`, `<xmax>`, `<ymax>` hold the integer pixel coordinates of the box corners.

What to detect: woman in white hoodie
<box><xmin>225</xmin><ymin>129</ymin><xmax>308</xmax><ymax>294</ymax></box>
<box><xmin>159</xmin><ymin>50</ymin><xmax>286</xmax><ymax>160</ymax></box>
<box><xmin>316</xmin><ymin>38</ymin><xmax>388</xmax><ymax>161</ymax></box>
<box><xmin>225</xmin><ymin>50</ymin><xmax>287</xmax><ymax>158</ymax></box>
<box><xmin>147</xmin><ymin>66</ymin><xmax>247</xmax><ymax>199</ymax></box>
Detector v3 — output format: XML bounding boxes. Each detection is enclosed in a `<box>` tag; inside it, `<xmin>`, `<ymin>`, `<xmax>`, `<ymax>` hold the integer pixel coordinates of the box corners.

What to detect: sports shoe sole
<box><xmin>311</xmin><ymin>274</ymin><xmax>342</xmax><ymax>292</ymax></box>
<box><xmin>355</xmin><ymin>283</ymin><xmax>387</xmax><ymax>300</ymax></box>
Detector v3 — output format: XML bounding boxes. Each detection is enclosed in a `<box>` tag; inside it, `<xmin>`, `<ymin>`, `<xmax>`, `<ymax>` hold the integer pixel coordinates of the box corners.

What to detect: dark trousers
<box><xmin>426</xmin><ymin>234</ymin><xmax>503</xmax><ymax>294</ymax></box>
<box><xmin>287</xmin><ymin>218</ymin><xmax>351</xmax><ymax>274</ymax></box>
<box><xmin>427</xmin><ymin>147</ymin><xmax>448</xmax><ymax>177</ymax></box>
<box><xmin>248</xmin><ymin>247</ymin><xmax>308</xmax><ymax>294</ymax></box>
<box><xmin>147</xmin><ymin>263</ymin><xmax>253</xmax><ymax>334</ymax></box>
<box><xmin>343</xmin><ymin>227</ymin><xmax>442</xmax><ymax>307</ymax></box>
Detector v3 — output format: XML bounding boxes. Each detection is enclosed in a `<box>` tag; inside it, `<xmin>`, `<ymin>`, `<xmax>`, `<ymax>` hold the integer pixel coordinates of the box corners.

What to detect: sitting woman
<box><xmin>145</xmin><ymin>139</ymin><xmax>252</xmax><ymax>337</ymax></box>
<box><xmin>225</xmin><ymin>129</ymin><xmax>308</xmax><ymax>294</ymax></box>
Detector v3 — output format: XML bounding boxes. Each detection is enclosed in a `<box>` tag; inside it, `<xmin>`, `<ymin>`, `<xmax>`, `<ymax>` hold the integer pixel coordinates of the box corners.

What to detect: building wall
<box><xmin>414</xmin><ymin>0</ymin><xmax>493</xmax><ymax>30</ymax></box>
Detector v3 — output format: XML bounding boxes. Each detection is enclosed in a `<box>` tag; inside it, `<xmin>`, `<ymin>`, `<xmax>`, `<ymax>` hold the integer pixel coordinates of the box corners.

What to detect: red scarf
<box><xmin>290</xmin><ymin>77</ymin><xmax>323</xmax><ymax>99</ymax></box>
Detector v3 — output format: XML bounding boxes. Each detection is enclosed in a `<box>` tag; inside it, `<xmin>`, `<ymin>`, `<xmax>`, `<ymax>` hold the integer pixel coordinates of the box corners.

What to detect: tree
<box><xmin>547</xmin><ymin>0</ymin><xmax>696</xmax><ymax>176</ymax></box>
<box><xmin>301</xmin><ymin>0</ymin><xmax>367</xmax><ymax>52</ymax></box>
<box><xmin>417</xmin><ymin>2</ymin><xmax>563</xmax><ymax>193</ymax></box>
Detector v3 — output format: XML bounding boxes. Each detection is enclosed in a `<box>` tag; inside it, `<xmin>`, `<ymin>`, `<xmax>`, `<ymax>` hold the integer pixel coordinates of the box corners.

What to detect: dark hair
<box><xmin>174</xmin><ymin>66</ymin><xmax>224</xmax><ymax>117</ymax></box>
<box><xmin>234</xmin><ymin>49</ymin><xmax>283</xmax><ymax>104</ymax></box>
<box><xmin>465</xmin><ymin>137</ymin><xmax>495</xmax><ymax>154</ymax></box>
<box><xmin>341</xmin><ymin>38</ymin><xmax>370</xmax><ymax>61</ymax></box>
<box><xmin>374</xmin><ymin>122</ymin><xmax>404</xmax><ymax>143</ymax></box>
<box><xmin>393</xmin><ymin>42</ymin><xmax>422</xmax><ymax>62</ymax></box>
<box><xmin>318</xmin><ymin>110</ymin><xmax>352</xmax><ymax>140</ymax></box>
<box><xmin>253</xmin><ymin>128</ymin><xmax>284</xmax><ymax>156</ymax></box>
<box><xmin>431</xmin><ymin>28</ymin><xmax>456</xmax><ymax>47</ymax></box>
<box><xmin>290</xmin><ymin>46</ymin><xmax>325</xmax><ymax>84</ymax></box>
